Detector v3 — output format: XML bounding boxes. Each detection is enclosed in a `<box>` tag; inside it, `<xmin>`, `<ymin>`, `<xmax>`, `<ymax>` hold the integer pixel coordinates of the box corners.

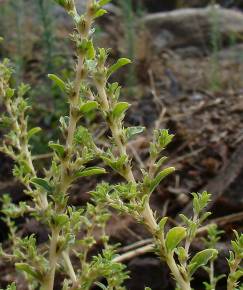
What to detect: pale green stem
<box><xmin>209</xmin><ymin>260</ymin><xmax>215</xmax><ymax>289</ymax></box>
<box><xmin>96</xmin><ymin>84</ymin><xmax>110</xmax><ymax>111</ymax></box>
<box><xmin>44</xmin><ymin>53</ymin><xmax>84</xmax><ymax>290</ymax></box>
<box><xmin>66</xmin><ymin>56</ymin><xmax>84</xmax><ymax>148</ymax></box>
<box><xmin>182</xmin><ymin>214</ymin><xmax>198</xmax><ymax>269</ymax></box>
<box><xmin>42</xmin><ymin>229</ymin><xmax>59</xmax><ymax>290</ymax></box>
<box><xmin>62</xmin><ymin>251</ymin><xmax>77</xmax><ymax>283</ymax></box>
<box><xmin>46</xmin><ymin>6</ymin><xmax>93</xmax><ymax>289</ymax></box>
<box><xmin>167</xmin><ymin>253</ymin><xmax>191</xmax><ymax>290</ymax></box>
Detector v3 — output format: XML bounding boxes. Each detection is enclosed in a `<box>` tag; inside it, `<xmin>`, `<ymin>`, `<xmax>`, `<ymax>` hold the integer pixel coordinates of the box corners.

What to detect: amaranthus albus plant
<box><xmin>0</xmin><ymin>1</ymin><xmax>242</xmax><ymax>290</ymax></box>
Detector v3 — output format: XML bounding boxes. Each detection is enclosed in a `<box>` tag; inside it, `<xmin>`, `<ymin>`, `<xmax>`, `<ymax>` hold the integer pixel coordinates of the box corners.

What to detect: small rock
<box><xmin>140</xmin><ymin>7</ymin><xmax>243</xmax><ymax>53</ymax></box>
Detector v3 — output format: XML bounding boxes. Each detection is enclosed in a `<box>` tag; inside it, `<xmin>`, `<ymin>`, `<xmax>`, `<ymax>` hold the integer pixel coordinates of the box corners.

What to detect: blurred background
<box><xmin>0</xmin><ymin>0</ymin><xmax>243</xmax><ymax>289</ymax></box>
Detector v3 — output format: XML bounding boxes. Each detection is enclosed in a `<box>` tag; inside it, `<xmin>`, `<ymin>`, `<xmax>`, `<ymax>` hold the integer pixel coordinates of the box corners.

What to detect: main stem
<box><xmin>43</xmin><ymin>54</ymin><xmax>84</xmax><ymax>290</ymax></box>
<box><xmin>167</xmin><ymin>254</ymin><xmax>191</xmax><ymax>290</ymax></box>
<box><xmin>66</xmin><ymin>56</ymin><xmax>83</xmax><ymax>148</ymax></box>
<box><xmin>44</xmin><ymin>2</ymin><xmax>94</xmax><ymax>287</ymax></box>
<box><xmin>42</xmin><ymin>229</ymin><xmax>59</xmax><ymax>290</ymax></box>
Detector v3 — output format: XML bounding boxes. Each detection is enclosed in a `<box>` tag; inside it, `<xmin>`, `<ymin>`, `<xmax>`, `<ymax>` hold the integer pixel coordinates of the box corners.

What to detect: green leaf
<box><xmin>6</xmin><ymin>88</ymin><xmax>15</xmax><ymax>99</ymax></box>
<box><xmin>156</xmin><ymin>156</ymin><xmax>168</xmax><ymax>168</ymax></box>
<box><xmin>54</xmin><ymin>0</ymin><xmax>74</xmax><ymax>11</ymax></box>
<box><xmin>102</xmin><ymin>154</ymin><xmax>128</xmax><ymax>175</ymax></box>
<box><xmin>98</xmin><ymin>0</ymin><xmax>112</xmax><ymax>6</ymax></box>
<box><xmin>75</xmin><ymin>167</ymin><xmax>106</xmax><ymax>178</ymax></box>
<box><xmin>80</xmin><ymin>101</ymin><xmax>98</xmax><ymax>114</ymax></box>
<box><xmin>158</xmin><ymin>217</ymin><xmax>168</xmax><ymax>232</ymax></box>
<box><xmin>112</xmin><ymin>102</ymin><xmax>130</xmax><ymax>119</ymax></box>
<box><xmin>18</xmin><ymin>83</ymin><xmax>30</xmax><ymax>98</ymax></box>
<box><xmin>48</xmin><ymin>74</ymin><xmax>66</xmax><ymax>92</ymax></box>
<box><xmin>179</xmin><ymin>214</ymin><xmax>191</xmax><ymax>226</ymax></box>
<box><xmin>15</xmin><ymin>263</ymin><xmax>42</xmax><ymax>281</ymax></box>
<box><xmin>86</xmin><ymin>41</ymin><xmax>96</xmax><ymax>59</ymax></box>
<box><xmin>107</xmin><ymin>58</ymin><xmax>131</xmax><ymax>78</ymax></box>
<box><xmin>158</xmin><ymin>129</ymin><xmax>174</xmax><ymax>148</ymax></box>
<box><xmin>95</xmin><ymin>9</ymin><xmax>107</xmax><ymax>19</ymax></box>
<box><xmin>54</xmin><ymin>214</ymin><xmax>69</xmax><ymax>227</ymax></box>
<box><xmin>165</xmin><ymin>227</ymin><xmax>186</xmax><ymax>252</ymax></box>
<box><xmin>27</xmin><ymin>127</ymin><xmax>42</xmax><ymax>139</ymax></box>
<box><xmin>192</xmin><ymin>191</ymin><xmax>211</xmax><ymax>215</ymax></box>
<box><xmin>31</xmin><ymin>178</ymin><xmax>52</xmax><ymax>192</ymax></box>
<box><xmin>230</xmin><ymin>269</ymin><xmax>243</xmax><ymax>281</ymax></box>
<box><xmin>177</xmin><ymin>246</ymin><xmax>187</xmax><ymax>264</ymax></box>
<box><xmin>6</xmin><ymin>283</ymin><xmax>16</xmax><ymax>290</ymax></box>
<box><xmin>126</xmin><ymin>126</ymin><xmax>145</xmax><ymax>140</ymax></box>
<box><xmin>189</xmin><ymin>249</ymin><xmax>218</xmax><ymax>275</ymax></box>
<box><xmin>49</xmin><ymin>143</ymin><xmax>65</xmax><ymax>158</ymax></box>
<box><xmin>149</xmin><ymin>167</ymin><xmax>175</xmax><ymax>194</ymax></box>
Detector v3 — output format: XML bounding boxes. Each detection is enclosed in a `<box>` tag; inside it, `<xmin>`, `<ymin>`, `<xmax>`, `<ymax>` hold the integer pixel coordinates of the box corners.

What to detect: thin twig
<box><xmin>113</xmin><ymin>244</ymin><xmax>154</xmax><ymax>263</ymax></box>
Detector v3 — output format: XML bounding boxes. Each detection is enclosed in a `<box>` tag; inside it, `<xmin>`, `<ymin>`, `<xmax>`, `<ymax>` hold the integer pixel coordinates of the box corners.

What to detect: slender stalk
<box><xmin>62</xmin><ymin>251</ymin><xmax>77</xmax><ymax>283</ymax></box>
<box><xmin>43</xmin><ymin>229</ymin><xmax>59</xmax><ymax>290</ymax></box>
<box><xmin>66</xmin><ymin>56</ymin><xmax>84</xmax><ymax>148</ymax></box>
<box><xmin>167</xmin><ymin>253</ymin><xmax>191</xmax><ymax>290</ymax></box>
<box><xmin>209</xmin><ymin>260</ymin><xmax>215</xmax><ymax>289</ymax></box>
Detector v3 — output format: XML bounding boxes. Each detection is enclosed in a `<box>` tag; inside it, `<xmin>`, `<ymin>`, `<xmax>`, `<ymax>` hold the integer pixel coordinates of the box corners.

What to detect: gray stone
<box><xmin>140</xmin><ymin>7</ymin><xmax>243</xmax><ymax>53</ymax></box>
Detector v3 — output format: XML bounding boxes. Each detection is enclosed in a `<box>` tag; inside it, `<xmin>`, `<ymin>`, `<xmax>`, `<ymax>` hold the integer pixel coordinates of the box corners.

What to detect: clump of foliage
<box><xmin>0</xmin><ymin>1</ymin><xmax>243</xmax><ymax>290</ymax></box>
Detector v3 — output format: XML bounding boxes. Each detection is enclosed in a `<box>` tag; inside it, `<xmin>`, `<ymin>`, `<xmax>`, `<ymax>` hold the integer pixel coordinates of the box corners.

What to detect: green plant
<box><xmin>0</xmin><ymin>1</ymin><xmax>242</xmax><ymax>290</ymax></box>
<box><xmin>202</xmin><ymin>224</ymin><xmax>225</xmax><ymax>290</ymax></box>
<box><xmin>227</xmin><ymin>231</ymin><xmax>243</xmax><ymax>290</ymax></box>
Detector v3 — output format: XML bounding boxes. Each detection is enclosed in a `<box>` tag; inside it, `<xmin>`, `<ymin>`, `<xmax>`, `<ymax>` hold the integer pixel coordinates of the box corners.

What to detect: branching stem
<box><xmin>43</xmin><ymin>229</ymin><xmax>59</xmax><ymax>290</ymax></box>
<box><xmin>62</xmin><ymin>251</ymin><xmax>77</xmax><ymax>283</ymax></box>
<box><xmin>95</xmin><ymin>79</ymin><xmax>192</xmax><ymax>290</ymax></box>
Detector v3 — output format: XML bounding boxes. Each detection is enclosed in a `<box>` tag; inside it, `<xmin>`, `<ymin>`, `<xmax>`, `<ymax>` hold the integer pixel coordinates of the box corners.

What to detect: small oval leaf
<box><xmin>98</xmin><ymin>0</ymin><xmax>112</xmax><ymax>6</ymax></box>
<box><xmin>165</xmin><ymin>227</ymin><xmax>186</xmax><ymax>252</ymax></box>
<box><xmin>158</xmin><ymin>217</ymin><xmax>168</xmax><ymax>232</ymax></box>
<box><xmin>80</xmin><ymin>101</ymin><xmax>98</xmax><ymax>114</ymax></box>
<box><xmin>126</xmin><ymin>126</ymin><xmax>145</xmax><ymax>140</ymax></box>
<box><xmin>27</xmin><ymin>127</ymin><xmax>42</xmax><ymax>139</ymax></box>
<box><xmin>189</xmin><ymin>249</ymin><xmax>218</xmax><ymax>275</ymax></box>
<box><xmin>31</xmin><ymin>178</ymin><xmax>52</xmax><ymax>192</ymax></box>
<box><xmin>54</xmin><ymin>214</ymin><xmax>69</xmax><ymax>227</ymax></box>
<box><xmin>86</xmin><ymin>41</ymin><xmax>96</xmax><ymax>59</ymax></box>
<box><xmin>48</xmin><ymin>74</ymin><xmax>66</xmax><ymax>92</ymax></box>
<box><xmin>49</xmin><ymin>142</ymin><xmax>65</xmax><ymax>158</ymax></box>
<box><xmin>95</xmin><ymin>9</ymin><xmax>107</xmax><ymax>19</ymax></box>
<box><xmin>149</xmin><ymin>167</ymin><xmax>175</xmax><ymax>194</ymax></box>
<box><xmin>107</xmin><ymin>58</ymin><xmax>131</xmax><ymax>78</ymax></box>
<box><xmin>75</xmin><ymin>167</ymin><xmax>106</xmax><ymax>178</ymax></box>
<box><xmin>112</xmin><ymin>102</ymin><xmax>130</xmax><ymax>119</ymax></box>
<box><xmin>15</xmin><ymin>263</ymin><xmax>42</xmax><ymax>281</ymax></box>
